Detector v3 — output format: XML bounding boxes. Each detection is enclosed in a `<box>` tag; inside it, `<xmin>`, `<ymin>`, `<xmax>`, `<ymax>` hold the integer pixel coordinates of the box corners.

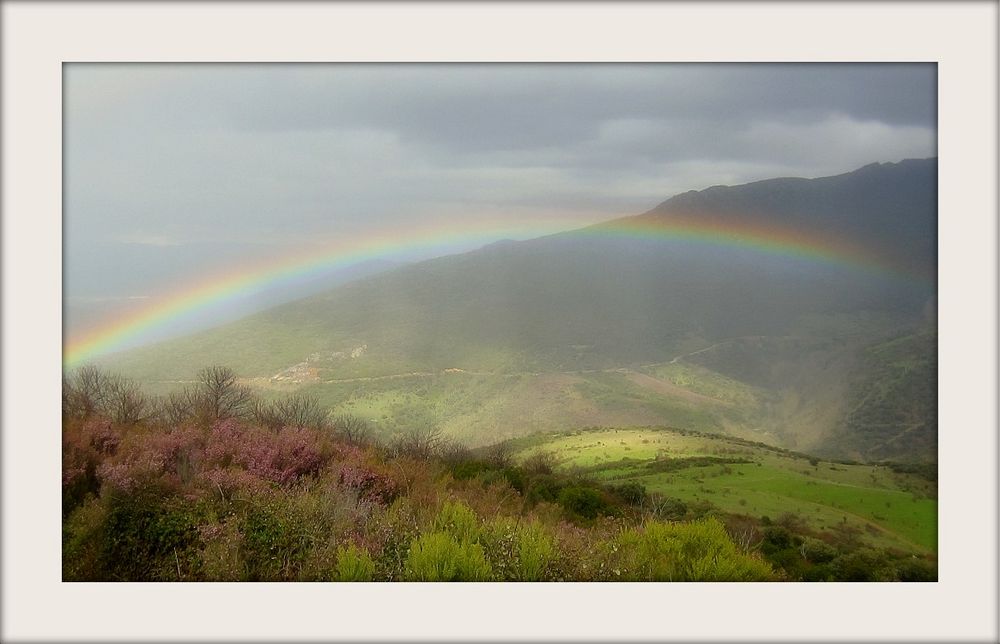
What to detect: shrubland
<box><xmin>62</xmin><ymin>365</ymin><xmax>934</xmax><ymax>582</ymax></box>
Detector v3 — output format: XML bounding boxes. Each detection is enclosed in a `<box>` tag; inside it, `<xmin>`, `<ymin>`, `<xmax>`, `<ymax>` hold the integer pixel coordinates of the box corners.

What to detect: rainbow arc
<box><xmin>63</xmin><ymin>213</ymin><xmax>933</xmax><ymax>368</ymax></box>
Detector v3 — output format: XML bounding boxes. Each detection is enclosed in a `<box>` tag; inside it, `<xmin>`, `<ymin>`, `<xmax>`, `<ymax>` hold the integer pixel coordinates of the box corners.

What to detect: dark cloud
<box><xmin>208</xmin><ymin>64</ymin><xmax>935</xmax><ymax>151</ymax></box>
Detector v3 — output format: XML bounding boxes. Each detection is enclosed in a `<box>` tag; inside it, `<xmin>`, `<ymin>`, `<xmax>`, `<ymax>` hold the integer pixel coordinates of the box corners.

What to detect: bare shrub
<box><xmin>156</xmin><ymin>388</ymin><xmax>198</xmax><ymax>426</ymax></box>
<box><xmin>63</xmin><ymin>366</ymin><xmax>150</xmax><ymax>425</ymax></box>
<box><xmin>194</xmin><ymin>366</ymin><xmax>254</xmax><ymax>423</ymax></box>
<box><xmin>440</xmin><ymin>442</ymin><xmax>474</xmax><ymax>466</ymax></box>
<box><xmin>63</xmin><ymin>365</ymin><xmax>116</xmax><ymax>419</ymax></box>
<box><xmin>333</xmin><ymin>414</ymin><xmax>372</xmax><ymax>445</ymax></box>
<box><xmin>390</xmin><ymin>426</ymin><xmax>445</xmax><ymax>459</ymax></box>
<box><xmin>105</xmin><ymin>374</ymin><xmax>151</xmax><ymax>425</ymax></box>
<box><xmin>484</xmin><ymin>441</ymin><xmax>514</xmax><ymax>468</ymax></box>
<box><xmin>522</xmin><ymin>451</ymin><xmax>556</xmax><ymax>475</ymax></box>
<box><xmin>254</xmin><ymin>395</ymin><xmax>329</xmax><ymax>431</ymax></box>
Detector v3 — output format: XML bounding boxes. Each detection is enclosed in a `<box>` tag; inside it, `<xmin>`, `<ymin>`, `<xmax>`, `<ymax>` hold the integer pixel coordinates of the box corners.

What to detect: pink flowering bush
<box><xmin>96</xmin><ymin>425</ymin><xmax>203</xmax><ymax>493</ymax></box>
<box><xmin>202</xmin><ymin>466</ymin><xmax>272</xmax><ymax>497</ymax></box>
<box><xmin>325</xmin><ymin>442</ymin><xmax>400</xmax><ymax>505</ymax></box>
<box><xmin>63</xmin><ymin>416</ymin><xmax>125</xmax><ymax>513</ymax></box>
<box><xmin>336</xmin><ymin>461</ymin><xmax>399</xmax><ymax>505</ymax></box>
<box><xmin>203</xmin><ymin>419</ymin><xmax>328</xmax><ymax>486</ymax></box>
<box><xmin>84</xmin><ymin>418</ymin><xmax>121</xmax><ymax>455</ymax></box>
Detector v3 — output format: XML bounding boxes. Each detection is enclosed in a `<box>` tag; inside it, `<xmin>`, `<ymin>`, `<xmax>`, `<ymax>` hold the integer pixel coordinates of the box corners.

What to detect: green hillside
<box><xmin>105</xmin><ymin>311</ymin><xmax>933</xmax><ymax>460</ymax></box>
<box><xmin>505</xmin><ymin>426</ymin><xmax>937</xmax><ymax>554</ymax></box>
<box><xmin>836</xmin><ymin>330</ymin><xmax>937</xmax><ymax>461</ymax></box>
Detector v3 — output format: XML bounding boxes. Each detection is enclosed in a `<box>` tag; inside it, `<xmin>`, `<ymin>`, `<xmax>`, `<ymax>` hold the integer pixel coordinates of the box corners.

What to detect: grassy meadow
<box><xmin>507</xmin><ymin>427</ymin><xmax>936</xmax><ymax>554</ymax></box>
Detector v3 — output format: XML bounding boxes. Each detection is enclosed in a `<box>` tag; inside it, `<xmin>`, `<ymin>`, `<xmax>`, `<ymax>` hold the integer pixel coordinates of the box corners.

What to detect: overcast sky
<box><xmin>64</xmin><ymin>63</ymin><xmax>936</xmax><ymax>343</ymax></box>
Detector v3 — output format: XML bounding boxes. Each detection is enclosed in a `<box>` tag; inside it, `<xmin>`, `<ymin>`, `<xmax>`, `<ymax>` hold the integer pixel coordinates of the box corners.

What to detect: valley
<box><xmin>125</xmin><ymin>311</ymin><xmax>934</xmax><ymax>462</ymax></box>
<box><xmin>97</xmin><ymin>159</ymin><xmax>938</xmax><ymax>462</ymax></box>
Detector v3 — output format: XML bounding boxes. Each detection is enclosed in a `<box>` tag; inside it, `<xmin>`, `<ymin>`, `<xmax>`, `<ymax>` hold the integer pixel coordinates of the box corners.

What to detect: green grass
<box><xmin>623</xmin><ymin>462</ymin><xmax>935</xmax><ymax>552</ymax></box>
<box><xmin>514</xmin><ymin>428</ymin><xmax>736</xmax><ymax>467</ymax></box>
<box><xmin>640</xmin><ymin>362</ymin><xmax>763</xmax><ymax>407</ymax></box>
<box><xmin>572</xmin><ymin>372</ymin><xmax>725</xmax><ymax>433</ymax></box>
<box><xmin>251</xmin><ymin>370</ymin><xmax>766</xmax><ymax>446</ymax></box>
<box><xmin>509</xmin><ymin>427</ymin><xmax>937</xmax><ymax>554</ymax></box>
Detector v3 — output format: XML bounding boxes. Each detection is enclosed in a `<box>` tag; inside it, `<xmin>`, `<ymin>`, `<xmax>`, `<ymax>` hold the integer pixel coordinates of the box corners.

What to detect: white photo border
<box><xmin>2</xmin><ymin>1</ymin><xmax>997</xmax><ymax>642</ymax></box>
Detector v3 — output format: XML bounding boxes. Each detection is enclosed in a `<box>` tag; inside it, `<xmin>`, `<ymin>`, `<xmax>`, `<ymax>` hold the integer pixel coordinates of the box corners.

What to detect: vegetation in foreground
<box><xmin>63</xmin><ymin>365</ymin><xmax>936</xmax><ymax>582</ymax></box>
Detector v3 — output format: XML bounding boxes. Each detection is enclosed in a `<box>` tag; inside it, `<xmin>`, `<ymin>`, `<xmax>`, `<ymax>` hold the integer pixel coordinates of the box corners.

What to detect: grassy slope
<box><xmin>509</xmin><ymin>427</ymin><xmax>936</xmax><ymax>554</ymax></box>
<box><xmin>107</xmin><ymin>314</ymin><xmax>933</xmax><ymax>460</ymax></box>
<box><xmin>837</xmin><ymin>330</ymin><xmax>938</xmax><ymax>461</ymax></box>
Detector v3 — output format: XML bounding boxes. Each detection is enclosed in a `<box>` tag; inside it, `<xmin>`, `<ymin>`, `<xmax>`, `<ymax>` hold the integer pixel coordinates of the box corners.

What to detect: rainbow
<box><xmin>63</xmin><ymin>213</ymin><xmax>933</xmax><ymax>368</ymax></box>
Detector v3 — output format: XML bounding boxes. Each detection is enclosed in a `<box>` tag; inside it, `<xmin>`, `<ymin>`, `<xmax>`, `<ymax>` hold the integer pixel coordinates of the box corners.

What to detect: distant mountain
<box><xmin>641</xmin><ymin>157</ymin><xmax>936</xmax><ymax>280</ymax></box>
<box><xmin>102</xmin><ymin>159</ymin><xmax>937</xmax><ymax>461</ymax></box>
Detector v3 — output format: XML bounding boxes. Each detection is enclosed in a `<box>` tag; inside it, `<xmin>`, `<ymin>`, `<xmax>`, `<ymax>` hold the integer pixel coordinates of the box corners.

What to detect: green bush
<box><xmin>557</xmin><ymin>485</ymin><xmax>613</xmax><ymax>520</ymax></box>
<box><xmin>434</xmin><ymin>500</ymin><xmax>480</xmax><ymax>543</ymax></box>
<box><xmin>500</xmin><ymin>467</ymin><xmax>527</xmax><ymax>494</ymax></box>
<box><xmin>479</xmin><ymin>517</ymin><xmax>557</xmax><ymax>581</ymax></box>
<box><xmin>800</xmin><ymin>537</ymin><xmax>838</xmax><ymax>564</ymax></box>
<box><xmin>478</xmin><ymin>518</ymin><xmax>518</xmax><ymax>580</ymax></box>
<box><xmin>98</xmin><ymin>492</ymin><xmax>200</xmax><ymax>581</ymax></box>
<box><xmin>613</xmin><ymin>518</ymin><xmax>774</xmax><ymax>581</ymax></box>
<box><xmin>830</xmin><ymin>549</ymin><xmax>895</xmax><ymax>582</ymax></box>
<box><xmin>197</xmin><ymin>517</ymin><xmax>245</xmax><ymax>581</ymax></box>
<box><xmin>367</xmin><ymin>500</ymin><xmax>420</xmax><ymax>582</ymax></box>
<box><xmin>761</xmin><ymin>526</ymin><xmax>797</xmax><ymax>552</ymax></box>
<box><xmin>405</xmin><ymin>531</ymin><xmax>493</xmax><ymax>581</ymax></box>
<box><xmin>241</xmin><ymin>502</ymin><xmax>311</xmax><ymax>581</ymax></box>
<box><xmin>335</xmin><ymin>543</ymin><xmax>376</xmax><ymax>581</ymax></box>
<box><xmin>63</xmin><ymin>498</ymin><xmax>108</xmax><ymax>581</ymax></box>
<box><xmin>449</xmin><ymin>459</ymin><xmax>493</xmax><ymax>481</ymax></box>
<box><xmin>800</xmin><ymin>563</ymin><xmax>833</xmax><ymax>581</ymax></box>
<box><xmin>895</xmin><ymin>557</ymin><xmax>936</xmax><ymax>582</ymax></box>
<box><xmin>515</xmin><ymin>521</ymin><xmax>556</xmax><ymax>581</ymax></box>
<box><xmin>611</xmin><ymin>482</ymin><xmax>647</xmax><ymax>506</ymax></box>
<box><xmin>525</xmin><ymin>474</ymin><xmax>562</xmax><ymax>504</ymax></box>
<box><xmin>650</xmin><ymin>495</ymin><xmax>689</xmax><ymax>521</ymax></box>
